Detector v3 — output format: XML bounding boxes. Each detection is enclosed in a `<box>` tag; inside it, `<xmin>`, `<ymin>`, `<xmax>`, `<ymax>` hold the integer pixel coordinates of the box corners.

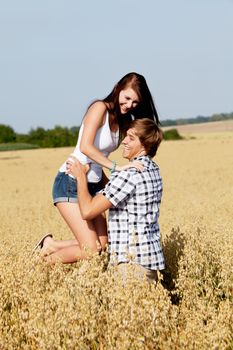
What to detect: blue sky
<box><xmin>0</xmin><ymin>0</ymin><xmax>232</xmax><ymax>133</ymax></box>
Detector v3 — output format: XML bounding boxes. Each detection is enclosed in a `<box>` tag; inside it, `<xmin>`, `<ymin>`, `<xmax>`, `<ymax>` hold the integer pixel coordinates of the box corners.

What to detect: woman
<box><xmin>35</xmin><ymin>72</ymin><xmax>160</xmax><ymax>263</ymax></box>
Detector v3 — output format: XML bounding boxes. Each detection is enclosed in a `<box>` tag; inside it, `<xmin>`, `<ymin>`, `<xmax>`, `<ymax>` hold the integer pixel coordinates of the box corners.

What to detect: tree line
<box><xmin>1</xmin><ymin>111</ymin><xmax>232</xmax><ymax>148</ymax></box>
<box><xmin>0</xmin><ymin>123</ymin><xmax>183</xmax><ymax>147</ymax></box>
<box><xmin>0</xmin><ymin>124</ymin><xmax>80</xmax><ymax>148</ymax></box>
<box><xmin>161</xmin><ymin>112</ymin><xmax>233</xmax><ymax>127</ymax></box>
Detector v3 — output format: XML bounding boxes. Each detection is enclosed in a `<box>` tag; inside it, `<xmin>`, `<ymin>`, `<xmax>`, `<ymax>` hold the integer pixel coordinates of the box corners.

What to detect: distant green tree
<box><xmin>28</xmin><ymin>127</ymin><xmax>46</xmax><ymax>147</ymax></box>
<box><xmin>27</xmin><ymin>125</ymin><xmax>79</xmax><ymax>148</ymax></box>
<box><xmin>161</xmin><ymin>119</ymin><xmax>177</xmax><ymax>127</ymax></box>
<box><xmin>46</xmin><ymin>126</ymin><xmax>72</xmax><ymax>147</ymax></box>
<box><xmin>163</xmin><ymin>128</ymin><xmax>183</xmax><ymax>140</ymax></box>
<box><xmin>16</xmin><ymin>133</ymin><xmax>31</xmax><ymax>143</ymax></box>
<box><xmin>0</xmin><ymin>124</ymin><xmax>16</xmax><ymax>143</ymax></box>
<box><xmin>70</xmin><ymin>126</ymin><xmax>80</xmax><ymax>145</ymax></box>
<box><xmin>210</xmin><ymin>113</ymin><xmax>233</xmax><ymax>121</ymax></box>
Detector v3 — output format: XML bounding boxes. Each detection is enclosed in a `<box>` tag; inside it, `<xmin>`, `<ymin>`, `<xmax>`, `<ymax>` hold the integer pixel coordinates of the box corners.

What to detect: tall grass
<box><xmin>0</xmin><ymin>134</ymin><xmax>232</xmax><ymax>349</ymax></box>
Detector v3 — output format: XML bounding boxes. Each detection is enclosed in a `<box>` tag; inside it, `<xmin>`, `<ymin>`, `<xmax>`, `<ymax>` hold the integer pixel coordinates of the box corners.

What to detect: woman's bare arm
<box><xmin>73</xmin><ymin>101</ymin><xmax>144</xmax><ymax>172</ymax></box>
<box><xmin>80</xmin><ymin>101</ymin><xmax>115</xmax><ymax>170</ymax></box>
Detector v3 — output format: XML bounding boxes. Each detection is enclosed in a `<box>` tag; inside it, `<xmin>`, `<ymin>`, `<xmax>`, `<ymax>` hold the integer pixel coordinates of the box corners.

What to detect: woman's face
<box><xmin>118</xmin><ymin>87</ymin><xmax>140</xmax><ymax>114</ymax></box>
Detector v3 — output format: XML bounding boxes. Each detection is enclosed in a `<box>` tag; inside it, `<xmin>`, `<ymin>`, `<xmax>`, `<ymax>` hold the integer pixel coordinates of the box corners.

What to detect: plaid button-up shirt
<box><xmin>102</xmin><ymin>155</ymin><xmax>165</xmax><ymax>270</ymax></box>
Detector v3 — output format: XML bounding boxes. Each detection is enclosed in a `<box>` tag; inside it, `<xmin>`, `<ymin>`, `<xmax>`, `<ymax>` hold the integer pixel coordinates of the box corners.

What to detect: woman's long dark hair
<box><xmin>89</xmin><ymin>72</ymin><xmax>160</xmax><ymax>140</ymax></box>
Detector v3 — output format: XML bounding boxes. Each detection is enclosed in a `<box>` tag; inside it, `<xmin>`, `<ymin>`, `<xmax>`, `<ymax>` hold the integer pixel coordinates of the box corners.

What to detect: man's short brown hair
<box><xmin>129</xmin><ymin>118</ymin><xmax>163</xmax><ymax>157</ymax></box>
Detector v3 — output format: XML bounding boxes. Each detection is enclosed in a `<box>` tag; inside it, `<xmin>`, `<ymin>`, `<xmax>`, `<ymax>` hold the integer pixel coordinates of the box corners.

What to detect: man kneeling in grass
<box><xmin>67</xmin><ymin>118</ymin><xmax>165</xmax><ymax>282</ymax></box>
<box><xmin>38</xmin><ymin>118</ymin><xmax>165</xmax><ymax>282</ymax></box>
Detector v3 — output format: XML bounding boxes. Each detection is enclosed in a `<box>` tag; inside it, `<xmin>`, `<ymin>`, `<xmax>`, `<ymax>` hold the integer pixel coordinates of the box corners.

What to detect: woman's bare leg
<box><xmin>93</xmin><ymin>213</ymin><xmax>108</xmax><ymax>249</ymax></box>
<box><xmin>42</xmin><ymin>213</ymin><xmax>107</xmax><ymax>255</ymax></box>
<box><xmin>44</xmin><ymin>244</ymin><xmax>91</xmax><ymax>264</ymax></box>
<box><xmin>42</xmin><ymin>202</ymin><xmax>107</xmax><ymax>263</ymax></box>
<box><xmin>56</xmin><ymin>202</ymin><xmax>104</xmax><ymax>250</ymax></box>
<box><xmin>41</xmin><ymin>237</ymin><xmax>78</xmax><ymax>256</ymax></box>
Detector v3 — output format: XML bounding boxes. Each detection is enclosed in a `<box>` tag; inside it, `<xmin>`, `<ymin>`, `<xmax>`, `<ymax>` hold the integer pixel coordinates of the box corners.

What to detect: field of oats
<box><xmin>0</xmin><ymin>124</ymin><xmax>232</xmax><ymax>349</ymax></box>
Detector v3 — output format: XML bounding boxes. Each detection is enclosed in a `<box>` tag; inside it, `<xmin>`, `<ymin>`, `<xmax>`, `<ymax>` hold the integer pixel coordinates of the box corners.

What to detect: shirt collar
<box><xmin>131</xmin><ymin>155</ymin><xmax>151</xmax><ymax>162</ymax></box>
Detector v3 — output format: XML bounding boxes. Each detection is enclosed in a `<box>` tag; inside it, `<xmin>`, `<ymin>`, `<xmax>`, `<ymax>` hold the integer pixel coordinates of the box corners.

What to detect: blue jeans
<box><xmin>52</xmin><ymin>171</ymin><xmax>103</xmax><ymax>205</ymax></box>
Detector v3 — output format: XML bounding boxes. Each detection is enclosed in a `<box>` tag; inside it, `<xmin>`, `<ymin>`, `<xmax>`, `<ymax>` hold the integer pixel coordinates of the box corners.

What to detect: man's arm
<box><xmin>68</xmin><ymin>160</ymin><xmax>112</xmax><ymax>220</ymax></box>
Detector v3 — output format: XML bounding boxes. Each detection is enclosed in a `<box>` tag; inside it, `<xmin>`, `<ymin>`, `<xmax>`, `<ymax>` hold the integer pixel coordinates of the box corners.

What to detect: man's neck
<box><xmin>129</xmin><ymin>151</ymin><xmax>146</xmax><ymax>161</ymax></box>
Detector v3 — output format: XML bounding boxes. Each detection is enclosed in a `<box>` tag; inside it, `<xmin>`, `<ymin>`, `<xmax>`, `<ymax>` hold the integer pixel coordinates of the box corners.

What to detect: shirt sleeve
<box><xmin>101</xmin><ymin>170</ymin><xmax>136</xmax><ymax>207</ymax></box>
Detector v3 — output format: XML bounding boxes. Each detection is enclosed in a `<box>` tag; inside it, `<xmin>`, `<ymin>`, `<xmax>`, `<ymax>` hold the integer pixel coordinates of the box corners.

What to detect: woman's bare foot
<box><xmin>40</xmin><ymin>236</ymin><xmax>58</xmax><ymax>257</ymax></box>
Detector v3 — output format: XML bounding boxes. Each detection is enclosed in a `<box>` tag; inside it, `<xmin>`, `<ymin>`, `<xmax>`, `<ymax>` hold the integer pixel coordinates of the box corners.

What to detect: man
<box><xmin>69</xmin><ymin>118</ymin><xmax>165</xmax><ymax>282</ymax></box>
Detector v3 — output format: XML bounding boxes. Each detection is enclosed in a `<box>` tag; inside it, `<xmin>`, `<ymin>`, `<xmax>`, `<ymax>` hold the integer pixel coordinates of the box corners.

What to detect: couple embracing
<box><xmin>35</xmin><ymin>73</ymin><xmax>165</xmax><ymax>283</ymax></box>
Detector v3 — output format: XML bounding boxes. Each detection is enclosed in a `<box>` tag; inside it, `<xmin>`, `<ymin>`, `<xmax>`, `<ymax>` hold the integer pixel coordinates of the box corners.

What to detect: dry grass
<box><xmin>0</xmin><ymin>131</ymin><xmax>232</xmax><ymax>349</ymax></box>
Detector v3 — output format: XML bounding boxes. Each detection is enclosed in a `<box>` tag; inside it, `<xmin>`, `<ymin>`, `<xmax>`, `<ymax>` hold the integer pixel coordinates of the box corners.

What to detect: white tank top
<box><xmin>59</xmin><ymin>111</ymin><xmax>119</xmax><ymax>182</ymax></box>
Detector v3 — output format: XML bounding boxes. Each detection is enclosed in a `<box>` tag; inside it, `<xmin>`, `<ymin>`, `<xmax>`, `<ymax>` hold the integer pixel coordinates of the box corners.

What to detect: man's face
<box><xmin>122</xmin><ymin>128</ymin><xmax>144</xmax><ymax>160</ymax></box>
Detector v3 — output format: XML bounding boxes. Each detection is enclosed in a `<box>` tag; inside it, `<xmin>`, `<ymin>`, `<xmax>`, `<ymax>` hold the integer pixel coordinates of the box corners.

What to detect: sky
<box><xmin>0</xmin><ymin>0</ymin><xmax>232</xmax><ymax>133</ymax></box>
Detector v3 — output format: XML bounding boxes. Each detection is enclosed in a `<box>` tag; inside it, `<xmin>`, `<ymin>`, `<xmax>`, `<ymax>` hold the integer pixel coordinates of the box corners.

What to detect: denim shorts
<box><xmin>52</xmin><ymin>171</ymin><xmax>103</xmax><ymax>205</ymax></box>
